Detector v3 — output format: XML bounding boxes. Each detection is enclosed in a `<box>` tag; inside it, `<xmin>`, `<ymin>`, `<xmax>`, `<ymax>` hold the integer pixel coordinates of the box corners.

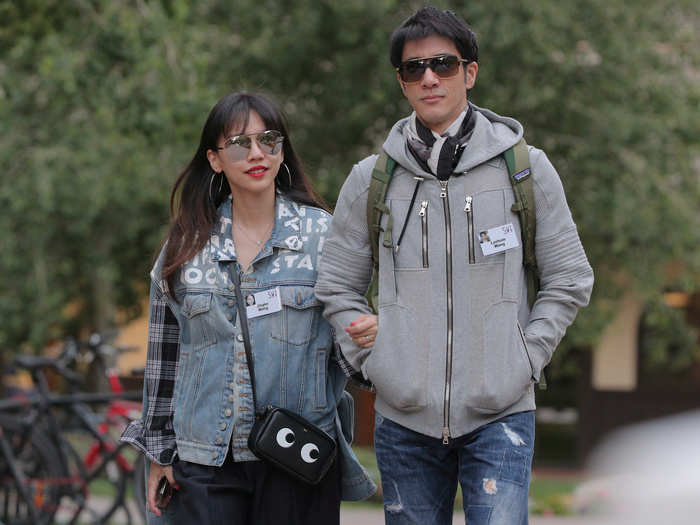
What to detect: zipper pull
<box><xmin>418</xmin><ymin>200</ymin><xmax>428</xmax><ymax>217</ymax></box>
<box><xmin>442</xmin><ymin>426</ymin><xmax>450</xmax><ymax>445</ymax></box>
<box><xmin>464</xmin><ymin>195</ymin><xmax>473</xmax><ymax>213</ymax></box>
<box><xmin>439</xmin><ymin>180</ymin><xmax>448</xmax><ymax>198</ymax></box>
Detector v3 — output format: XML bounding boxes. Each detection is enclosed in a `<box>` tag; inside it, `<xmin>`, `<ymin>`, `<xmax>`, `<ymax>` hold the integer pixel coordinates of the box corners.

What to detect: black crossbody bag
<box><xmin>231</xmin><ymin>271</ymin><xmax>337</xmax><ymax>485</ymax></box>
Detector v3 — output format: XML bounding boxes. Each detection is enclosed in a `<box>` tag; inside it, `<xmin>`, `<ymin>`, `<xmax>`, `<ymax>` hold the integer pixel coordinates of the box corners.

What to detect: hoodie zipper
<box><xmin>439</xmin><ymin>180</ymin><xmax>453</xmax><ymax>444</ymax></box>
<box><xmin>464</xmin><ymin>195</ymin><xmax>475</xmax><ymax>264</ymax></box>
<box><xmin>418</xmin><ymin>200</ymin><xmax>429</xmax><ymax>268</ymax></box>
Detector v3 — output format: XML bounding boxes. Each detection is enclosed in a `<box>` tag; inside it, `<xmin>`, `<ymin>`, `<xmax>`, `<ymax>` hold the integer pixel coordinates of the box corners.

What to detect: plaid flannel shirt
<box><xmin>120</xmin><ymin>285</ymin><xmax>180</xmax><ymax>465</ymax></box>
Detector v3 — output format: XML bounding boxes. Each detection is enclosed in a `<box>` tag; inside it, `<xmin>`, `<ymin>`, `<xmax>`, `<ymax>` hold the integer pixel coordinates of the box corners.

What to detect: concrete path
<box><xmin>57</xmin><ymin>498</ymin><xmax>599</xmax><ymax>524</ymax></box>
<box><xmin>340</xmin><ymin>507</ymin><xmax>597</xmax><ymax>525</ymax></box>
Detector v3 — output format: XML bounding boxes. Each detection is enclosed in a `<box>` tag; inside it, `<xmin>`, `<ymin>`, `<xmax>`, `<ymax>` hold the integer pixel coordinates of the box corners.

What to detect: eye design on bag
<box><xmin>276</xmin><ymin>428</ymin><xmax>295</xmax><ymax>448</ymax></box>
<box><xmin>300</xmin><ymin>443</ymin><xmax>320</xmax><ymax>464</ymax></box>
<box><xmin>273</xmin><ymin>428</ymin><xmax>321</xmax><ymax>463</ymax></box>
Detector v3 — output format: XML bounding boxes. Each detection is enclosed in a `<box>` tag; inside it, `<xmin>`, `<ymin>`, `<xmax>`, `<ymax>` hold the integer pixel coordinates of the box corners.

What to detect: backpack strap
<box><xmin>504</xmin><ymin>139</ymin><xmax>539</xmax><ymax>309</ymax></box>
<box><xmin>504</xmin><ymin>138</ymin><xmax>546</xmax><ymax>389</ymax></box>
<box><xmin>366</xmin><ymin>151</ymin><xmax>397</xmax><ymax>313</ymax></box>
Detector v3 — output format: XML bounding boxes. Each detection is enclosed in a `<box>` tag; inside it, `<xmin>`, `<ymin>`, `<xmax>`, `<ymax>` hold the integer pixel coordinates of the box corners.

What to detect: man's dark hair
<box><xmin>390</xmin><ymin>6</ymin><xmax>478</xmax><ymax>67</ymax></box>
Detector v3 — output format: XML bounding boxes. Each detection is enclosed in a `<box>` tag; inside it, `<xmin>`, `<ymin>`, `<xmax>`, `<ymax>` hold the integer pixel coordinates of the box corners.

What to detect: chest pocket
<box><xmin>180</xmin><ymin>292</ymin><xmax>217</xmax><ymax>352</ymax></box>
<box><xmin>471</xmin><ymin>189</ymin><xmax>509</xmax><ymax>265</ymax></box>
<box><xmin>388</xmin><ymin>198</ymin><xmax>427</xmax><ymax>270</ymax></box>
<box><xmin>270</xmin><ymin>285</ymin><xmax>321</xmax><ymax>346</ymax></box>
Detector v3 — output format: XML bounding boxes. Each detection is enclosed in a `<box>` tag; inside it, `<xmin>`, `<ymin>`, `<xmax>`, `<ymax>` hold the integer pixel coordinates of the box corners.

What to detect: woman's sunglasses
<box><xmin>216</xmin><ymin>130</ymin><xmax>284</xmax><ymax>161</ymax></box>
<box><xmin>396</xmin><ymin>54</ymin><xmax>470</xmax><ymax>84</ymax></box>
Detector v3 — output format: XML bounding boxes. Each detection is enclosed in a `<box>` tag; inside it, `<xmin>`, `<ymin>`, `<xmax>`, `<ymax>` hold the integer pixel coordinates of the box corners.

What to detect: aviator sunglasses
<box><xmin>216</xmin><ymin>130</ymin><xmax>284</xmax><ymax>161</ymax></box>
<box><xmin>397</xmin><ymin>54</ymin><xmax>470</xmax><ymax>83</ymax></box>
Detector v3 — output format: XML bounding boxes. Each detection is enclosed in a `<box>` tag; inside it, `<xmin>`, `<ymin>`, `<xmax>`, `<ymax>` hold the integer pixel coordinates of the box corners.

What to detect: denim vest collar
<box><xmin>209</xmin><ymin>194</ymin><xmax>305</xmax><ymax>263</ymax></box>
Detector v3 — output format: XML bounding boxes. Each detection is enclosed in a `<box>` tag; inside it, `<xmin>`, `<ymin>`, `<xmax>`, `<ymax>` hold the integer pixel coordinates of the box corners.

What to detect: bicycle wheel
<box><xmin>132</xmin><ymin>453</ymin><xmax>147</xmax><ymax>522</ymax></box>
<box><xmin>0</xmin><ymin>415</ymin><xmax>66</xmax><ymax>525</ymax></box>
<box><xmin>64</xmin><ymin>433</ymin><xmax>130</xmax><ymax>524</ymax></box>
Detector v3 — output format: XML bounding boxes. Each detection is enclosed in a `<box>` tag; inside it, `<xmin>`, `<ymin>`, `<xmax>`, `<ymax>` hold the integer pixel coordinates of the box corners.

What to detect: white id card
<box><xmin>479</xmin><ymin>223</ymin><xmax>520</xmax><ymax>256</ymax></box>
<box><xmin>245</xmin><ymin>287</ymin><xmax>282</xmax><ymax>319</ymax></box>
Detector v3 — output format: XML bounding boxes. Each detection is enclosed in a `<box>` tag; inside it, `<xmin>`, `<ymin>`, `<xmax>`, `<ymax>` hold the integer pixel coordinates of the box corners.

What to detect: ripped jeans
<box><xmin>374</xmin><ymin>411</ymin><xmax>535</xmax><ymax>525</ymax></box>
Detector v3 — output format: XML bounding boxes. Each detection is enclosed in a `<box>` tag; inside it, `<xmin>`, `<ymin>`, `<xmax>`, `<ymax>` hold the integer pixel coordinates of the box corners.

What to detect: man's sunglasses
<box><xmin>216</xmin><ymin>130</ymin><xmax>284</xmax><ymax>161</ymax></box>
<box><xmin>396</xmin><ymin>54</ymin><xmax>470</xmax><ymax>84</ymax></box>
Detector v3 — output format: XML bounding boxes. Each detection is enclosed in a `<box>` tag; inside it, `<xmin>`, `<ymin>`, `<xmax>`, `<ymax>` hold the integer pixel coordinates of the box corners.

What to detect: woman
<box><xmin>121</xmin><ymin>92</ymin><xmax>375</xmax><ymax>524</ymax></box>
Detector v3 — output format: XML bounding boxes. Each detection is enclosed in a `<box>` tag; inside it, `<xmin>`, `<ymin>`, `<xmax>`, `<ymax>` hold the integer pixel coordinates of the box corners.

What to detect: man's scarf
<box><xmin>404</xmin><ymin>105</ymin><xmax>476</xmax><ymax>180</ymax></box>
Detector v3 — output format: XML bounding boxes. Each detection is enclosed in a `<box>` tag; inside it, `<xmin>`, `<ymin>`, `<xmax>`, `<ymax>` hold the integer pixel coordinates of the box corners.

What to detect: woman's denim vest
<box><xmin>151</xmin><ymin>195</ymin><xmax>375</xmax><ymax>502</ymax></box>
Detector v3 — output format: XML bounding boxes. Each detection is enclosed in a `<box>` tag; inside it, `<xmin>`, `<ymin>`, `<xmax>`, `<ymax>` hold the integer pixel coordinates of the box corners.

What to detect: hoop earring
<box><xmin>282</xmin><ymin>163</ymin><xmax>292</xmax><ymax>188</ymax></box>
<box><xmin>209</xmin><ymin>171</ymin><xmax>224</xmax><ymax>203</ymax></box>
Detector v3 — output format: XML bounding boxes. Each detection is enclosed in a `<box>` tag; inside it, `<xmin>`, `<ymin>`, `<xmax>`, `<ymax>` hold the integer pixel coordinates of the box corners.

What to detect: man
<box><xmin>315</xmin><ymin>6</ymin><xmax>593</xmax><ymax>525</ymax></box>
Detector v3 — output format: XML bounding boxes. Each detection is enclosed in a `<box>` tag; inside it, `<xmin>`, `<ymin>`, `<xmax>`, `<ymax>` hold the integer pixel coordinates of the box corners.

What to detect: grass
<box><xmin>529</xmin><ymin>474</ymin><xmax>580</xmax><ymax>515</ymax></box>
<box><xmin>349</xmin><ymin>446</ymin><xmax>581</xmax><ymax>515</ymax></box>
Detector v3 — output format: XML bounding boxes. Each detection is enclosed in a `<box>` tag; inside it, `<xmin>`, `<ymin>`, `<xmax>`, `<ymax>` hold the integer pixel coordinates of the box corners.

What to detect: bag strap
<box><xmin>504</xmin><ymin>139</ymin><xmax>547</xmax><ymax>389</ymax></box>
<box><xmin>231</xmin><ymin>269</ymin><xmax>262</xmax><ymax>417</ymax></box>
<box><xmin>504</xmin><ymin>139</ymin><xmax>539</xmax><ymax>310</ymax></box>
<box><xmin>366</xmin><ymin>150</ymin><xmax>397</xmax><ymax>313</ymax></box>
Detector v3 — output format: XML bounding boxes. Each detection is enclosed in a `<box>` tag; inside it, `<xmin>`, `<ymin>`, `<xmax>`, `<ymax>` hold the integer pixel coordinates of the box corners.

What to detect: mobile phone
<box><xmin>155</xmin><ymin>476</ymin><xmax>173</xmax><ymax>509</ymax></box>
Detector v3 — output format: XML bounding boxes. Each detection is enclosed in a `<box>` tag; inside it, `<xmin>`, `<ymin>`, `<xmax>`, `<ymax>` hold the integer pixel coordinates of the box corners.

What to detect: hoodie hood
<box><xmin>382</xmin><ymin>103</ymin><xmax>524</xmax><ymax>176</ymax></box>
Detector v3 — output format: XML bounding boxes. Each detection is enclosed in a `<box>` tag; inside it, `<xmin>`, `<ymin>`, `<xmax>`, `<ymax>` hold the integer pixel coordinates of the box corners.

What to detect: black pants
<box><xmin>167</xmin><ymin>447</ymin><xmax>342</xmax><ymax>525</ymax></box>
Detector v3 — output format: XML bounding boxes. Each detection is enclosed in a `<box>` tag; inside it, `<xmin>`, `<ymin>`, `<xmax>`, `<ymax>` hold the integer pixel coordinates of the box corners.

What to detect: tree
<box><xmin>454</xmin><ymin>0</ymin><xmax>700</xmax><ymax>375</ymax></box>
<box><xmin>1</xmin><ymin>0</ymin><xmax>698</xmax><ymax>369</ymax></box>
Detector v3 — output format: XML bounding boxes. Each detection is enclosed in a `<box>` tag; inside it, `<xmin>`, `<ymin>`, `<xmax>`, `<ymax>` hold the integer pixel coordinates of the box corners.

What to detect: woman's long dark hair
<box><xmin>161</xmin><ymin>92</ymin><xmax>328</xmax><ymax>293</ymax></box>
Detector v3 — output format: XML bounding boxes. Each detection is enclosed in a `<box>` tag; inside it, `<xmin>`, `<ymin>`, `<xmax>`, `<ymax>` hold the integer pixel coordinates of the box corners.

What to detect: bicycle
<box><xmin>69</xmin><ymin>334</ymin><xmax>148</xmax><ymax>523</ymax></box>
<box><xmin>0</xmin><ymin>336</ymin><xmax>146</xmax><ymax>525</ymax></box>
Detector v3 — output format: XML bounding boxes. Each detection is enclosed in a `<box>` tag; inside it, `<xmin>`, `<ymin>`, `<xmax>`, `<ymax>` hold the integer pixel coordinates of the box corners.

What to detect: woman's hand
<box><xmin>147</xmin><ymin>460</ymin><xmax>177</xmax><ymax>516</ymax></box>
<box><xmin>345</xmin><ymin>314</ymin><xmax>378</xmax><ymax>348</ymax></box>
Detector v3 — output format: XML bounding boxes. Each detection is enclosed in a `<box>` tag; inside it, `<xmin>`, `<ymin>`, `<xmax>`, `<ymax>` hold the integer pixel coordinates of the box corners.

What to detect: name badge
<box><xmin>479</xmin><ymin>223</ymin><xmax>520</xmax><ymax>256</ymax></box>
<box><xmin>245</xmin><ymin>287</ymin><xmax>282</xmax><ymax>319</ymax></box>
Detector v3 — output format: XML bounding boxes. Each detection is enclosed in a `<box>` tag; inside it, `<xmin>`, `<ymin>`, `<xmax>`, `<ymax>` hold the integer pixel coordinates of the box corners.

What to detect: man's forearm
<box><xmin>315</xmin><ymin>239</ymin><xmax>374</xmax><ymax>372</ymax></box>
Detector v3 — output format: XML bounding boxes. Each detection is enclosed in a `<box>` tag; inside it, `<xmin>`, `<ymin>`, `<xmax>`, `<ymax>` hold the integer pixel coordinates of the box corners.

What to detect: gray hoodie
<box><xmin>315</xmin><ymin>104</ymin><xmax>593</xmax><ymax>440</ymax></box>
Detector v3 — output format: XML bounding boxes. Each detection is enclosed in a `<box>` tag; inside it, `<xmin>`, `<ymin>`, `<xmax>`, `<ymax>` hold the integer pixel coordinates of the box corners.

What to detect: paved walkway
<box><xmin>58</xmin><ymin>498</ymin><xmax>599</xmax><ymax>524</ymax></box>
<box><xmin>340</xmin><ymin>507</ymin><xmax>598</xmax><ymax>525</ymax></box>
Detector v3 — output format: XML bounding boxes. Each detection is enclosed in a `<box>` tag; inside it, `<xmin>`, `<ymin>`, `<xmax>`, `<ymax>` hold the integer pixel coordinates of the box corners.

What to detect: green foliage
<box><xmin>449</xmin><ymin>0</ymin><xmax>700</xmax><ymax>359</ymax></box>
<box><xmin>640</xmin><ymin>297</ymin><xmax>699</xmax><ymax>373</ymax></box>
<box><xmin>1</xmin><ymin>0</ymin><xmax>698</xmax><ymax>363</ymax></box>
